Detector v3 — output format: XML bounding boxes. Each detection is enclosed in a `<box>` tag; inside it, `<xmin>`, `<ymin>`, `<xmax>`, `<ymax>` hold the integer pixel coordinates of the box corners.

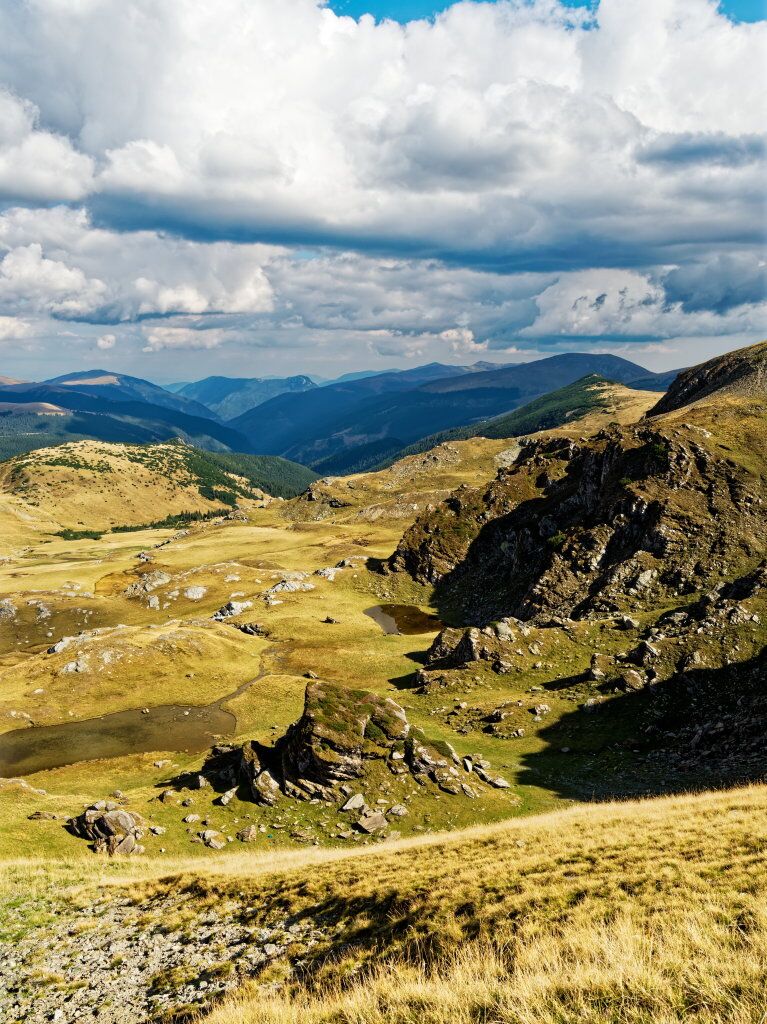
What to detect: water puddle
<box><xmin>364</xmin><ymin>604</ymin><xmax>443</xmax><ymax>636</ymax></box>
<box><xmin>0</xmin><ymin>669</ymin><xmax>269</xmax><ymax>777</ymax></box>
<box><xmin>0</xmin><ymin>703</ymin><xmax>236</xmax><ymax>777</ymax></box>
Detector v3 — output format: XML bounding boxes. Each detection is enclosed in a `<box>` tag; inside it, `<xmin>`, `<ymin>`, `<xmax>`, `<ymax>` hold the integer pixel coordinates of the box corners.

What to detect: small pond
<box><xmin>364</xmin><ymin>604</ymin><xmax>443</xmax><ymax>636</ymax></box>
<box><xmin>0</xmin><ymin>702</ymin><xmax>236</xmax><ymax>777</ymax></box>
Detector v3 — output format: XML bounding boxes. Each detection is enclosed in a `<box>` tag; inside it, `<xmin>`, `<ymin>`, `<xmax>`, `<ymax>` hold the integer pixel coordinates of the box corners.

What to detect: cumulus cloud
<box><xmin>96</xmin><ymin>333</ymin><xmax>116</xmax><ymax>350</ymax></box>
<box><xmin>0</xmin><ymin>90</ymin><xmax>93</xmax><ymax>202</ymax></box>
<box><xmin>142</xmin><ymin>325</ymin><xmax>228</xmax><ymax>352</ymax></box>
<box><xmin>0</xmin><ymin>314</ymin><xmax>34</xmax><ymax>343</ymax></box>
<box><xmin>520</xmin><ymin>268</ymin><xmax>767</xmax><ymax>340</ymax></box>
<box><xmin>0</xmin><ymin>0</ymin><xmax>763</xmax><ymax>377</ymax></box>
<box><xmin>0</xmin><ymin>207</ymin><xmax>276</xmax><ymax>322</ymax></box>
<box><xmin>662</xmin><ymin>254</ymin><xmax>767</xmax><ymax>313</ymax></box>
<box><xmin>0</xmin><ymin>0</ymin><xmax>761</xmax><ymax>266</ymax></box>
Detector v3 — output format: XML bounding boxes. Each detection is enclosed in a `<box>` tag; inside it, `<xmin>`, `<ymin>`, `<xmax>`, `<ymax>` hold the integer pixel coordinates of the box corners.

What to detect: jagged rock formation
<box><xmin>67</xmin><ymin>802</ymin><xmax>146</xmax><ymax>855</ymax></box>
<box><xmin>648</xmin><ymin>340</ymin><xmax>767</xmax><ymax>416</ymax></box>
<box><xmin>236</xmin><ymin>681</ymin><xmax>508</xmax><ymax>805</ymax></box>
<box><xmin>388</xmin><ymin>414</ymin><xmax>766</xmax><ymax>626</ymax></box>
<box><xmin>276</xmin><ymin>682</ymin><xmax>410</xmax><ymax>798</ymax></box>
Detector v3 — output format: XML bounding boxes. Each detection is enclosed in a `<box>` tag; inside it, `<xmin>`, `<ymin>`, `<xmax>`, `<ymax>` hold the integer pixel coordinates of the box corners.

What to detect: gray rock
<box><xmin>387</xmin><ymin>804</ymin><xmax>408</xmax><ymax>818</ymax></box>
<box><xmin>355</xmin><ymin>811</ymin><xmax>388</xmax><ymax>834</ymax></box>
<box><xmin>67</xmin><ymin>805</ymin><xmax>146</xmax><ymax>856</ymax></box>
<box><xmin>341</xmin><ymin>793</ymin><xmax>366</xmax><ymax>812</ymax></box>
<box><xmin>199</xmin><ymin>829</ymin><xmax>227</xmax><ymax>850</ymax></box>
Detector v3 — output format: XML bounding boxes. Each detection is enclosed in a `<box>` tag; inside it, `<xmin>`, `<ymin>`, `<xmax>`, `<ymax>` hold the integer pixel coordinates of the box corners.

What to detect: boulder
<box><xmin>340</xmin><ymin>793</ymin><xmax>366</xmax><ymax>812</ymax></box>
<box><xmin>199</xmin><ymin>829</ymin><xmax>227</xmax><ymax>850</ymax></box>
<box><xmin>355</xmin><ymin>811</ymin><xmax>388</xmax><ymax>834</ymax></box>
<box><xmin>278</xmin><ymin>681</ymin><xmax>409</xmax><ymax>792</ymax></box>
<box><xmin>213</xmin><ymin>600</ymin><xmax>253</xmax><ymax>620</ymax></box>
<box><xmin>66</xmin><ymin>804</ymin><xmax>146</xmax><ymax>855</ymax></box>
<box><xmin>241</xmin><ymin>742</ymin><xmax>282</xmax><ymax>806</ymax></box>
<box><xmin>124</xmin><ymin>571</ymin><xmax>171</xmax><ymax>598</ymax></box>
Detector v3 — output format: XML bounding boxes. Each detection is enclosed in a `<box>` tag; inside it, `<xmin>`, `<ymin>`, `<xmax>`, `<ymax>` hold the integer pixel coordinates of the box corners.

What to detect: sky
<box><xmin>0</xmin><ymin>0</ymin><xmax>765</xmax><ymax>384</ymax></box>
<box><xmin>330</xmin><ymin>1</ymin><xmax>766</xmax><ymax>21</ymax></box>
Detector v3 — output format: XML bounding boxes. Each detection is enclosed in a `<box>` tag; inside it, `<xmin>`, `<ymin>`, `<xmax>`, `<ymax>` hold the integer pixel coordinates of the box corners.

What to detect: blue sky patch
<box><xmin>328</xmin><ymin>0</ymin><xmax>765</xmax><ymax>22</ymax></box>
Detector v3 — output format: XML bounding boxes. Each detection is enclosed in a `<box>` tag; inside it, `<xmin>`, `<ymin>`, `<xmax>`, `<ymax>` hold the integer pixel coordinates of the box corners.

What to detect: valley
<box><xmin>0</xmin><ymin>343</ymin><xmax>765</xmax><ymax>1023</ymax></box>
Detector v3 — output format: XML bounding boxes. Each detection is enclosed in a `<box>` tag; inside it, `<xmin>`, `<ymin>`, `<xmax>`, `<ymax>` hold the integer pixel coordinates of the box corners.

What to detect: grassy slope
<box><xmin>3</xmin><ymin>785</ymin><xmax>766</xmax><ymax>1023</ymax></box>
<box><xmin>199</xmin><ymin>450</ymin><xmax>317</xmax><ymax>499</ymax></box>
<box><xmin>0</xmin><ymin>440</ymin><xmax>316</xmax><ymax>542</ymax></box>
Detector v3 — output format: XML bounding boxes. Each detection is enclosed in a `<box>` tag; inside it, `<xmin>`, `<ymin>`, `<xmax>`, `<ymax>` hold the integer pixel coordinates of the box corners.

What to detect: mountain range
<box><xmin>0</xmin><ymin>354</ymin><xmax>681</xmax><ymax>470</ymax></box>
<box><xmin>230</xmin><ymin>353</ymin><xmax>669</xmax><ymax>469</ymax></box>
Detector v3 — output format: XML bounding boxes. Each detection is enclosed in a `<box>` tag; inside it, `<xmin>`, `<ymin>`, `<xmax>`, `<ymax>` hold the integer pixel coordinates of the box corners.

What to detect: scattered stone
<box><xmin>355</xmin><ymin>811</ymin><xmax>388</xmax><ymax>834</ymax></box>
<box><xmin>213</xmin><ymin>600</ymin><xmax>253</xmax><ymax>620</ymax></box>
<box><xmin>387</xmin><ymin>804</ymin><xmax>408</xmax><ymax>818</ymax></box>
<box><xmin>341</xmin><ymin>793</ymin><xmax>366</xmax><ymax>812</ymax></box>
<box><xmin>47</xmin><ymin>637</ymin><xmax>73</xmax><ymax>655</ymax></box>
<box><xmin>618</xmin><ymin>615</ymin><xmax>640</xmax><ymax>631</ymax></box>
<box><xmin>473</xmin><ymin>767</ymin><xmax>512</xmax><ymax>789</ymax></box>
<box><xmin>199</xmin><ymin>829</ymin><xmax>227</xmax><ymax>850</ymax></box>
<box><xmin>619</xmin><ymin>669</ymin><xmax>646</xmax><ymax>692</ymax></box>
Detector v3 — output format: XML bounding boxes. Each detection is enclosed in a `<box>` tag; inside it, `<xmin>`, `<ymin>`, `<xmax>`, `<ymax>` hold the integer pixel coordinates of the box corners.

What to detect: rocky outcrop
<box><xmin>242</xmin><ymin>681</ymin><xmax>411</xmax><ymax>802</ymax></box>
<box><xmin>388</xmin><ymin>415</ymin><xmax>767</xmax><ymax>627</ymax></box>
<box><xmin>238</xmin><ymin>680</ymin><xmax>503</xmax><ymax>804</ymax></box>
<box><xmin>124</xmin><ymin>571</ymin><xmax>171</xmax><ymax>599</ymax></box>
<box><xmin>647</xmin><ymin>340</ymin><xmax>767</xmax><ymax>416</ymax></box>
<box><xmin>66</xmin><ymin>802</ymin><xmax>146</xmax><ymax>855</ymax></box>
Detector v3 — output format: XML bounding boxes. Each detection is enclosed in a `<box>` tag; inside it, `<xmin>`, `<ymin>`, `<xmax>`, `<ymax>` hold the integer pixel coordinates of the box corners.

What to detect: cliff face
<box><xmin>388</xmin><ymin>407</ymin><xmax>766</xmax><ymax>627</ymax></box>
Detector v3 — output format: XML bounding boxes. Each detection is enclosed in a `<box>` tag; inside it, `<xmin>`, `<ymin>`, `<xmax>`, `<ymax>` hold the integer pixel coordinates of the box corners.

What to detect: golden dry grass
<box><xmin>2</xmin><ymin>783</ymin><xmax>766</xmax><ymax>1021</ymax></box>
<box><xmin>168</xmin><ymin>783</ymin><xmax>767</xmax><ymax>1023</ymax></box>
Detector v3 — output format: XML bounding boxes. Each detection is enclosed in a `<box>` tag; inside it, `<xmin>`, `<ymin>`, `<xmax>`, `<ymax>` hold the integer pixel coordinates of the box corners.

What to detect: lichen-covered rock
<box><xmin>278</xmin><ymin>681</ymin><xmax>410</xmax><ymax>794</ymax></box>
<box><xmin>232</xmin><ymin>682</ymin><xmax>511</xmax><ymax>807</ymax></box>
<box><xmin>123</xmin><ymin>571</ymin><xmax>171</xmax><ymax>598</ymax></box>
<box><xmin>67</xmin><ymin>803</ymin><xmax>146</xmax><ymax>855</ymax></box>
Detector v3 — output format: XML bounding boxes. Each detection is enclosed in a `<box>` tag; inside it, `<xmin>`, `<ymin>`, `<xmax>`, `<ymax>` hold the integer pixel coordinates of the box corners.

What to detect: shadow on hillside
<box><xmin>425</xmin><ymin>441</ymin><xmax>666</xmax><ymax>625</ymax></box>
<box><xmin>517</xmin><ymin>646</ymin><xmax>767</xmax><ymax>802</ymax></box>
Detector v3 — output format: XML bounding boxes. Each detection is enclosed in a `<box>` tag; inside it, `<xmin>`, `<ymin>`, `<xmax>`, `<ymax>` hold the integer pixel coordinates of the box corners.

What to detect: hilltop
<box><xmin>358</xmin><ymin>376</ymin><xmax>660</xmax><ymax>474</ymax></box>
<box><xmin>0</xmin><ymin>440</ymin><xmax>316</xmax><ymax>537</ymax></box>
<box><xmin>176</xmin><ymin>375</ymin><xmax>316</xmax><ymax>420</ymax></box>
<box><xmin>648</xmin><ymin>339</ymin><xmax>767</xmax><ymax>415</ymax></box>
<box><xmin>44</xmin><ymin>370</ymin><xmax>216</xmax><ymax>420</ymax></box>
